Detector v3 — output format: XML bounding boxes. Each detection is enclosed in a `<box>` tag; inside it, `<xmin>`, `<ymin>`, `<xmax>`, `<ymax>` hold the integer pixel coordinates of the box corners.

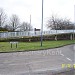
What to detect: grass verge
<box><xmin>0</xmin><ymin>40</ymin><xmax>75</xmax><ymax>53</ymax></box>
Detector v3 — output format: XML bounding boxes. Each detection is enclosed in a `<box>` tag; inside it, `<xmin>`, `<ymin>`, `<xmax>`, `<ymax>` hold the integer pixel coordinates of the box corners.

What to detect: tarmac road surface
<box><xmin>0</xmin><ymin>44</ymin><xmax>75</xmax><ymax>75</ymax></box>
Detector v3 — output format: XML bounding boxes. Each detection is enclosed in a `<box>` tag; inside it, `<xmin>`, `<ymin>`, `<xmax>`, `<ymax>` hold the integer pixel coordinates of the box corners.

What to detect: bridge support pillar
<box><xmin>70</xmin><ymin>34</ymin><xmax>73</xmax><ymax>40</ymax></box>
<box><xmin>55</xmin><ymin>35</ymin><xmax>57</xmax><ymax>41</ymax></box>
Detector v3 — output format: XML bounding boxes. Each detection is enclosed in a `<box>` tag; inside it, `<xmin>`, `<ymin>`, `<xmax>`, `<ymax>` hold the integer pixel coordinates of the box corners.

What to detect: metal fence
<box><xmin>0</xmin><ymin>30</ymin><xmax>75</xmax><ymax>38</ymax></box>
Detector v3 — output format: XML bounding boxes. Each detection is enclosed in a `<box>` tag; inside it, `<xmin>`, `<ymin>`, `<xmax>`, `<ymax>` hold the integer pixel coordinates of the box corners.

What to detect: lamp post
<box><xmin>73</xmin><ymin>5</ymin><xmax>75</xmax><ymax>40</ymax></box>
<box><xmin>41</xmin><ymin>0</ymin><xmax>44</xmax><ymax>47</ymax></box>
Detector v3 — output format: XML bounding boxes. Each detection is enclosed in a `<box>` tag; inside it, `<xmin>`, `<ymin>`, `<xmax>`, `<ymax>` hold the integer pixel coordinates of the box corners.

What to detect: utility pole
<box><xmin>41</xmin><ymin>0</ymin><xmax>44</xmax><ymax>47</ymax></box>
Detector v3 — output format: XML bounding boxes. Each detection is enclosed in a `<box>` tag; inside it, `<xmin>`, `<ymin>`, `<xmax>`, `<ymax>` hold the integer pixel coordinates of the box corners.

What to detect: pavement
<box><xmin>0</xmin><ymin>44</ymin><xmax>75</xmax><ymax>75</ymax></box>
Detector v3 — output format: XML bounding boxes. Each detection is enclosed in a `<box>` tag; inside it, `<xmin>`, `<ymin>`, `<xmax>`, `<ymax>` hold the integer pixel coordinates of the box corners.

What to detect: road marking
<box><xmin>61</xmin><ymin>53</ymin><xmax>72</xmax><ymax>62</ymax></box>
<box><xmin>66</xmin><ymin>57</ymin><xmax>72</xmax><ymax>61</ymax></box>
<box><xmin>61</xmin><ymin>54</ymin><xmax>64</xmax><ymax>56</ymax></box>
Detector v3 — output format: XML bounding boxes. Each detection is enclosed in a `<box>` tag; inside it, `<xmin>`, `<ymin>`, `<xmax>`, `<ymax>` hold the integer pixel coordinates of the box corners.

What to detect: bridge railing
<box><xmin>0</xmin><ymin>30</ymin><xmax>75</xmax><ymax>38</ymax></box>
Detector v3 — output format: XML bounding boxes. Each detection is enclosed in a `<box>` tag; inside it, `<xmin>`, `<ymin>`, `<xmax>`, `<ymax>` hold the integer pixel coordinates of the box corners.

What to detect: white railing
<box><xmin>0</xmin><ymin>30</ymin><xmax>75</xmax><ymax>38</ymax></box>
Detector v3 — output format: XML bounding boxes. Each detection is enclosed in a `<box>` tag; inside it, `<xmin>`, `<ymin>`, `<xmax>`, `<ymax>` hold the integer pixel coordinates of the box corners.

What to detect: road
<box><xmin>0</xmin><ymin>44</ymin><xmax>75</xmax><ymax>75</ymax></box>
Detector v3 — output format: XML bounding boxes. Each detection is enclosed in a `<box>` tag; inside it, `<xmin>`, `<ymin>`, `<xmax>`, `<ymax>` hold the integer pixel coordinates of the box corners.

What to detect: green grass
<box><xmin>0</xmin><ymin>40</ymin><xmax>75</xmax><ymax>52</ymax></box>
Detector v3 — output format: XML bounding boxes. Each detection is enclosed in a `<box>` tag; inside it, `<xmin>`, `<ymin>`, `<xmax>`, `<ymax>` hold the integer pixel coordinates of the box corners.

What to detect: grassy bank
<box><xmin>0</xmin><ymin>40</ymin><xmax>75</xmax><ymax>52</ymax></box>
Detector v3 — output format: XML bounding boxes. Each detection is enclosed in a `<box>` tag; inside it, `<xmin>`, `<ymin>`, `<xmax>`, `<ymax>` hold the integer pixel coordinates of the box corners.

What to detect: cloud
<box><xmin>0</xmin><ymin>0</ymin><xmax>74</xmax><ymax>30</ymax></box>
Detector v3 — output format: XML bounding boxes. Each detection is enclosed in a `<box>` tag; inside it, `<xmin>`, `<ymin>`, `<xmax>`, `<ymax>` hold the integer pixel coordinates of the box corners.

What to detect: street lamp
<box><xmin>41</xmin><ymin>0</ymin><xmax>44</xmax><ymax>47</ymax></box>
<box><xmin>73</xmin><ymin>5</ymin><xmax>75</xmax><ymax>40</ymax></box>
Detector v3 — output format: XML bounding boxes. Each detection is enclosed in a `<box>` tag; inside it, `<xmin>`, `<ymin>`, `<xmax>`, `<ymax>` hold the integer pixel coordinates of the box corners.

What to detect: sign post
<box><xmin>10</xmin><ymin>42</ymin><xmax>18</xmax><ymax>48</ymax></box>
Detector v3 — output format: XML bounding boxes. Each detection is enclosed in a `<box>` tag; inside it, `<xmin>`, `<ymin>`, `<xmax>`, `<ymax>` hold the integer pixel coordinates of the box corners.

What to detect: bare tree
<box><xmin>20</xmin><ymin>22</ymin><xmax>33</xmax><ymax>31</ymax></box>
<box><xmin>0</xmin><ymin>8</ymin><xmax>7</xmax><ymax>27</ymax></box>
<box><xmin>4</xmin><ymin>24</ymin><xmax>13</xmax><ymax>31</ymax></box>
<box><xmin>9</xmin><ymin>14</ymin><xmax>20</xmax><ymax>31</ymax></box>
<box><xmin>47</xmin><ymin>15</ymin><xmax>74</xmax><ymax>30</ymax></box>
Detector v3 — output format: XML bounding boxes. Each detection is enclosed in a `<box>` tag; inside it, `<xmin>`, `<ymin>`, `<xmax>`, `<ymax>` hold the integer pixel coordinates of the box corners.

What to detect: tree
<box><xmin>9</xmin><ymin>14</ymin><xmax>20</xmax><ymax>31</ymax></box>
<box><xmin>46</xmin><ymin>15</ymin><xmax>74</xmax><ymax>30</ymax></box>
<box><xmin>3</xmin><ymin>24</ymin><xmax>13</xmax><ymax>31</ymax></box>
<box><xmin>20</xmin><ymin>22</ymin><xmax>33</xmax><ymax>31</ymax></box>
<box><xmin>0</xmin><ymin>8</ymin><xmax>7</xmax><ymax>27</ymax></box>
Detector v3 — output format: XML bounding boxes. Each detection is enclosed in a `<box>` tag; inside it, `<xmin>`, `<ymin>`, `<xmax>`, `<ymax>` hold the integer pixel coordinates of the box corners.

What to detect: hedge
<box><xmin>0</xmin><ymin>33</ymin><xmax>75</xmax><ymax>42</ymax></box>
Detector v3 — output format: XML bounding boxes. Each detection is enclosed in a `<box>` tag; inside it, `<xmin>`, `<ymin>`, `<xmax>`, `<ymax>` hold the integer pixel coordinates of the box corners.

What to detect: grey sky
<box><xmin>0</xmin><ymin>0</ymin><xmax>74</xmax><ymax>30</ymax></box>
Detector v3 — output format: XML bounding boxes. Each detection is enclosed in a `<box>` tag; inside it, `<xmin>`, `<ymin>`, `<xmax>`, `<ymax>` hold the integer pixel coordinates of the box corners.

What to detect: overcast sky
<box><xmin>0</xmin><ymin>0</ymin><xmax>74</xmax><ymax>30</ymax></box>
